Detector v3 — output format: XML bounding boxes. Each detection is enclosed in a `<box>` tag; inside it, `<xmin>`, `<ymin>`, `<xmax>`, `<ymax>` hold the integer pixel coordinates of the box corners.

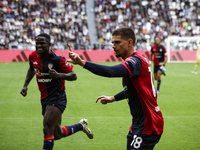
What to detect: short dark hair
<box><xmin>36</xmin><ymin>33</ymin><xmax>51</xmax><ymax>42</ymax></box>
<box><xmin>112</xmin><ymin>27</ymin><xmax>136</xmax><ymax>46</ymax></box>
<box><xmin>154</xmin><ymin>36</ymin><xmax>162</xmax><ymax>40</ymax></box>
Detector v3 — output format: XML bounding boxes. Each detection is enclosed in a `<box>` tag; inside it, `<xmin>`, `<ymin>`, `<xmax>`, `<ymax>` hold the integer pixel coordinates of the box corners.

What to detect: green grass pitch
<box><xmin>0</xmin><ymin>61</ymin><xmax>200</xmax><ymax>150</ymax></box>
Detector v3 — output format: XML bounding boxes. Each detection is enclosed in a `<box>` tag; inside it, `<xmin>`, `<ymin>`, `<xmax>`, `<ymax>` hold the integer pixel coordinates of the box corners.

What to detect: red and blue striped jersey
<box><xmin>29</xmin><ymin>51</ymin><xmax>73</xmax><ymax>100</ymax></box>
<box><xmin>151</xmin><ymin>44</ymin><xmax>167</xmax><ymax>65</ymax></box>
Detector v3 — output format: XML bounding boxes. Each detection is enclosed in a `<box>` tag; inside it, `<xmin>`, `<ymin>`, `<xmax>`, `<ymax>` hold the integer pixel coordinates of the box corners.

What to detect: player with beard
<box><xmin>20</xmin><ymin>33</ymin><xmax>93</xmax><ymax>150</ymax></box>
<box><xmin>67</xmin><ymin>27</ymin><xmax>164</xmax><ymax>150</ymax></box>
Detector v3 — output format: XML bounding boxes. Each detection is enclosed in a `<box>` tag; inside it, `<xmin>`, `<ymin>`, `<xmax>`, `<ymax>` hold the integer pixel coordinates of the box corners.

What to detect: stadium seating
<box><xmin>0</xmin><ymin>0</ymin><xmax>199</xmax><ymax>50</ymax></box>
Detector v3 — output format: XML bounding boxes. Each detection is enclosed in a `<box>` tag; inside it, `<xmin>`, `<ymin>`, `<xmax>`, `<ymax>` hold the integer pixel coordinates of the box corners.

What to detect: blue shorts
<box><xmin>41</xmin><ymin>91</ymin><xmax>67</xmax><ymax>115</ymax></box>
<box><xmin>127</xmin><ymin>131</ymin><xmax>162</xmax><ymax>150</ymax></box>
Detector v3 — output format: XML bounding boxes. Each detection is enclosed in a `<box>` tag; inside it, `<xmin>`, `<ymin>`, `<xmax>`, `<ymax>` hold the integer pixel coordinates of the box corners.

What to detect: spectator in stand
<box><xmin>0</xmin><ymin>0</ymin><xmax>200</xmax><ymax>50</ymax></box>
<box><xmin>94</xmin><ymin>0</ymin><xmax>200</xmax><ymax>50</ymax></box>
<box><xmin>0</xmin><ymin>0</ymin><xmax>89</xmax><ymax>50</ymax></box>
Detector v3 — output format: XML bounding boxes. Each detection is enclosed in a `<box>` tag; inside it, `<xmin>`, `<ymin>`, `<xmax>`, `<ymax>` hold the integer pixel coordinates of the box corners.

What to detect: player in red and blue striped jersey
<box><xmin>68</xmin><ymin>27</ymin><xmax>163</xmax><ymax>150</ymax></box>
<box><xmin>20</xmin><ymin>33</ymin><xmax>93</xmax><ymax>150</ymax></box>
<box><xmin>149</xmin><ymin>36</ymin><xmax>168</xmax><ymax>93</ymax></box>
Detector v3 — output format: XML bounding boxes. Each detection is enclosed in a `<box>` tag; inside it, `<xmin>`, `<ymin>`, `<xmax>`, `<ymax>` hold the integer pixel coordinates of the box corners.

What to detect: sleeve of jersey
<box><xmin>114</xmin><ymin>90</ymin><xmax>125</xmax><ymax>101</ymax></box>
<box><xmin>84</xmin><ymin>62</ymin><xmax>128</xmax><ymax>77</ymax></box>
<box><xmin>121</xmin><ymin>57</ymin><xmax>142</xmax><ymax>79</ymax></box>
<box><xmin>59</xmin><ymin>57</ymin><xmax>73</xmax><ymax>73</ymax></box>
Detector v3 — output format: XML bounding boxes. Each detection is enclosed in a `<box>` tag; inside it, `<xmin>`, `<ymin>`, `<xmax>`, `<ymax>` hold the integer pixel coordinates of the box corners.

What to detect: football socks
<box><xmin>61</xmin><ymin>123</ymin><xmax>83</xmax><ymax>137</ymax></box>
<box><xmin>43</xmin><ymin>134</ymin><xmax>54</xmax><ymax>150</ymax></box>
<box><xmin>157</xmin><ymin>80</ymin><xmax>161</xmax><ymax>92</ymax></box>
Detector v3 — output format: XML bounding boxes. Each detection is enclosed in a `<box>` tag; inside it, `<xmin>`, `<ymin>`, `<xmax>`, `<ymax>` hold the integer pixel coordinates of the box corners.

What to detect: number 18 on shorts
<box><xmin>127</xmin><ymin>132</ymin><xmax>162</xmax><ymax>150</ymax></box>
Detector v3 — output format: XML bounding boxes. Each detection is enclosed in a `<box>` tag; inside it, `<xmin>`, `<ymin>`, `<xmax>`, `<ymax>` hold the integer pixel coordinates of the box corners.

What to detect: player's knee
<box><xmin>53</xmin><ymin>127</ymin><xmax>63</xmax><ymax>140</ymax></box>
<box><xmin>43</xmin><ymin>122</ymin><xmax>54</xmax><ymax>135</ymax></box>
<box><xmin>54</xmin><ymin>133</ymin><xmax>62</xmax><ymax>140</ymax></box>
<box><xmin>154</xmin><ymin>75</ymin><xmax>157</xmax><ymax>80</ymax></box>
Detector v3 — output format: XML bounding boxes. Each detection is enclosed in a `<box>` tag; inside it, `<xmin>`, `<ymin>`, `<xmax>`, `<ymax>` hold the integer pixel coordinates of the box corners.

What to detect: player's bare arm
<box><xmin>96</xmin><ymin>95</ymin><xmax>116</xmax><ymax>104</ymax></box>
<box><xmin>49</xmin><ymin>69</ymin><xmax>77</xmax><ymax>81</ymax></box>
<box><xmin>21</xmin><ymin>67</ymin><xmax>35</xmax><ymax>97</ymax></box>
<box><xmin>67</xmin><ymin>44</ymin><xmax>86</xmax><ymax>67</ymax></box>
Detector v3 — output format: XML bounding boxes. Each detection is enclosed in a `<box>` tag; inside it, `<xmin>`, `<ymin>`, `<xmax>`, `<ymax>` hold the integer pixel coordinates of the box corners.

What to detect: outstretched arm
<box><xmin>21</xmin><ymin>67</ymin><xmax>35</xmax><ymax>97</ymax></box>
<box><xmin>67</xmin><ymin>44</ymin><xmax>128</xmax><ymax>77</ymax></box>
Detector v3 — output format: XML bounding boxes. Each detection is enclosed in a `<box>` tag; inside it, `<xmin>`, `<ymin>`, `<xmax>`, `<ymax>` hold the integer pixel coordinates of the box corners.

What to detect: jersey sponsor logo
<box><xmin>38</xmin><ymin>78</ymin><xmax>52</xmax><ymax>82</ymax></box>
<box><xmin>48</xmin><ymin>63</ymin><xmax>53</xmax><ymax>69</ymax></box>
<box><xmin>155</xmin><ymin>52</ymin><xmax>161</xmax><ymax>58</ymax></box>
<box><xmin>34</xmin><ymin>69</ymin><xmax>49</xmax><ymax>76</ymax></box>
<box><xmin>33</xmin><ymin>61</ymin><xmax>38</xmax><ymax>65</ymax></box>
<box><xmin>42</xmin><ymin>73</ymin><xmax>50</xmax><ymax>75</ymax></box>
<box><xmin>155</xmin><ymin>106</ymin><xmax>160</xmax><ymax>112</ymax></box>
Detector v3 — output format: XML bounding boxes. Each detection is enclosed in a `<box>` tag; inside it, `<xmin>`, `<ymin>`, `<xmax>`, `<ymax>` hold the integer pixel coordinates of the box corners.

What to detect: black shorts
<box><xmin>127</xmin><ymin>131</ymin><xmax>162</xmax><ymax>150</ymax></box>
<box><xmin>41</xmin><ymin>91</ymin><xmax>67</xmax><ymax>115</ymax></box>
<box><xmin>154</xmin><ymin>65</ymin><xmax>166</xmax><ymax>74</ymax></box>
<box><xmin>153</xmin><ymin>65</ymin><xmax>160</xmax><ymax>74</ymax></box>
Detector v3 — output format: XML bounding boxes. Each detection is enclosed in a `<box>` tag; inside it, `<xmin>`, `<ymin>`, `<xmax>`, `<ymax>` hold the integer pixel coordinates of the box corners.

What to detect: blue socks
<box><xmin>61</xmin><ymin>123</ymin><xmax>83</xmax><ymax>137</ymax></box>
<box><xmin>43</xmin><ymin>134</ymin><xmax>54</xmax><ymax>150</ymax></box>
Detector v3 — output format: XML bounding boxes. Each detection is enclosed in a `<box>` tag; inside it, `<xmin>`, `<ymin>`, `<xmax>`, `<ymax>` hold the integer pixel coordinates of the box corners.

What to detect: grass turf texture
<box><xmin>0</xmin><ymin>62</ymin><xmax>200</xmax><ymax>150</ymax></box>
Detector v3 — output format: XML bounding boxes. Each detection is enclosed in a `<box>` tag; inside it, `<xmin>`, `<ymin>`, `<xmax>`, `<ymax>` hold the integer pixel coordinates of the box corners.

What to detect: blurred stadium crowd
<box><xmin>0</xmin><ymin>0</ymin><xmax>200</xmax><ymax>50</ymax></box>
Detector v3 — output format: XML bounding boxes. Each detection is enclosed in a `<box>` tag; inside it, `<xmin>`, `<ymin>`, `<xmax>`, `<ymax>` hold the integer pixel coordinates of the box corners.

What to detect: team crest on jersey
<box><xmin>159</xmin><ymin>49</ymin><xmax>163</xmax><ymax>52</ymax></box>
<box><xmin>48</xmin><ymin>63</ymin><xmax>53</xmax><ymax>69</ymax></box>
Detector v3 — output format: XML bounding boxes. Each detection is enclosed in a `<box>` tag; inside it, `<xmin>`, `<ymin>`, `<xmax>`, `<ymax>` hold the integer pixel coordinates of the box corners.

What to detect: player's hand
<box><xmin>67</xmin><ymin>44</ymin><xmax>86</xmax><ymax>67</ymax></box>
<box><xmin>96</xmin><ymin>95</ymin><xmax>116</xmax><ymax>104</ymax></box>
<box><xmin>49</xmin><ymin>69</ymin><xmax>59</xmax><ymax>78</ymax></box>
<box><xmin>21</xmin><ymin>86</ymin><xmax>28</xmax><ymax>97</ymax></box>
<box><xmin>159</xmin><ymin>62</ymin><xmax>164</xmax><ymax>66</ymax></box>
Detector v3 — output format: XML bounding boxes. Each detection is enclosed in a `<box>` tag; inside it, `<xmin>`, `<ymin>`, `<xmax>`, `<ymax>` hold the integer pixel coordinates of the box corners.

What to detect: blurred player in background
<box><xmin>20</xmin><ymin>33</ymin><xmax>93</xmax><ymax>150</ymax></box>
<box><xmin>192</xmin><ymin>41</ymin><xmax>200</xmax><ymax>74</ymax></box>
<box><xmin>68</xmin><ymin>27</ymin><xmax>163</xmax><ymax>150</ymax></box>
<box><xmin>149</xmin><ymin>36</ymin><xmax>168</xmax><ymax>93</ymax></box>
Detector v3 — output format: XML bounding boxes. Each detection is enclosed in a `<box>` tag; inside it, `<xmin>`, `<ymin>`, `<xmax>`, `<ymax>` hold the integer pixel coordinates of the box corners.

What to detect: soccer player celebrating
<box><xmin>192</xmin><ymin>40</ymin><xmax>200</xmax><ymax>74</ymax></box>
<box><xmin>68</xmin><ymin>27</ymin><xmax>164</xmax><ymax>150</ymax></box>
<box><xmin>149</xmin><ymin>36</ymin><xmax>168</xmax><ymax>93</ymax></box>
<box><xmin>20</xmin><ymin>33</ymin><xmax>93</xmax><ymax>150</ymax></box>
